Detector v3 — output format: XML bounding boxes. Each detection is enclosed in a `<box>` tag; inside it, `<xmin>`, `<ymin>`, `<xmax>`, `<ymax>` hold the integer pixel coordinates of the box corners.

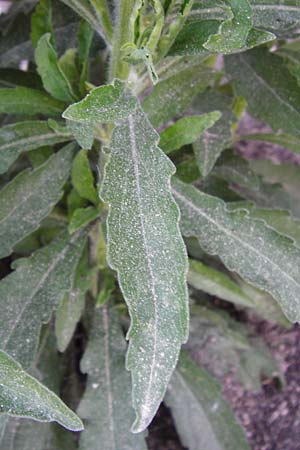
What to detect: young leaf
<box><xmin>55</xmin><ymin>251</ymin><xmax>90</xmax><ymax>352</ymax></box>
<box><xmin>0</xmin><ymin>229</ymin><xmax>87</xmax><ymax>369</ymax></box>
<box><xmin>63</xmin><ymin>80</ymin><xmax>137</xmax><ymax>124</ymax></box>
<box><xmin>0</xmin><ymin>120</ymin><xmax>71</xmax><ymax>174</ymax></box>
<box><xmin>78</xmin><ymin>305</ymin><xmax>147</xmax><ymax>449</ymax></box>
<box><xmin>172</xmin><ymin>177</ymin><xmax>300</xmax><ymax>323</ymax></box>
<box><xmin>71</xmin><ymin>149</ymin><xmax>98</xmax><ymax>204</ymax></box>
<box><xmin>68</xmin><ymin>206</ymin><xmax>99</xmax><ymax>233</ymax></box>
<box><xmin>165</xmin><ymin>351</ymin><xmax>250</xmax><ymax>450</ymax></box>
<box><xmin>35</xmin><ymin>33</ymin><xmax>76</xmax><ymax>102</ymax></box>
<box><xmin>188</xmin><ymin>259</ymin><xmax>254</xmax><ymax>308</ymax></box>
<box><xmin>100</xmin><ymin>105</ymin><xmax>189</xmax><ymax>432</ymax></box>
<box><xmin>192</xmin><ymin>90</ymin><xmax>236</xmax><ymax>177</ymax></box>
<box><xmin>159</xmin><ymin>112</ymin><xmax>221</xmax><ymax>154</ymax></box>
<box><xmin>0</xmin><ymin>143</ymin><xmax>75</xmax><ymax>259</ymax></box>
<box><xmin>0</xmin><ymin>350</ymin><xmax>83</xmax><ymax>431</ymax></box>
<box><xmin>142</xmin><ymin>64</ymin><xmax>216</xmax><ymax>128</ymax></box>
<box><xmin>31</xmin><ymin>0</ymin><xmax>52</xmax><ymax>48</ymax></box>
<box><xmin>225</xmin><ymin>47</ymin><xmax>300</xmax><ymax>136</ymax></box>
<box><xmin>0</xmin><ymin>87</ymin><xmax>65</xmax><ymax>116</ymax></box>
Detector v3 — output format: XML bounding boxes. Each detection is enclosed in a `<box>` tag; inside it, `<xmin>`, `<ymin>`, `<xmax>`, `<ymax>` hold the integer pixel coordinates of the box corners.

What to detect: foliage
<box><xmin>0</xmin><ymin>0</ymin><xmax>299</xmax><ymax>448</ymax></box>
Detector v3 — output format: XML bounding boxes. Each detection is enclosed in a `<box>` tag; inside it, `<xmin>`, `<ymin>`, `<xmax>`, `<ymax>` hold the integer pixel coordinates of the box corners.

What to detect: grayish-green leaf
<box><xmin>0</xmin><ymin>87</ymin><xmax>65</xmax><ymax>116</ymax></box>
<box><xmin>0</xmin><ymin>121</ymin><xmax>71</xmax><ymax>174</ymax></box>
<box><xmin>226</xmin><ymin>48</ymin><xmax>300</xmax><ymax>136</ymax></box>
<box><xmin>192</xmin><ymin>90</ymin><xmax>235</xmax><ymax>177</ymax></box>
<box><xmin>63</xmin><ymin>80</ymin><xmax>137</xmax><ymax>124</ymax></box>
<box><xmin>188</xmin><ymin>259</ymin><xmax>254</xmax><ymax>307</ymax></box>
<box><xmin>0</xmin><ymin>227</ymin><xmax>87</xmax><ymax>369</ymax></box>
<box><xmin>35</xmin><ymin>33</ymin><xmax>76</xmax><ymax>102</ymax></box>
<box><xmin>67</xmin><ymin>120</ymin><xmax>95</xmax><ymax>150</ymax></box>
<box><xmin>100</xmin><ymin>105</ymin><xmax>189</xmax><ymax>432</ymax></box>
<box><xmin>239</xmin><ymin>132</ymin><xmax>300</xmax><ymax>153</ymax></box>
<box><xmin>213</xmin><ymin>151</ymin><xmax>260</xmax><ymax>190</ymax></box>
<box><xmin>0</xmin><ymin>143</ymin><xmax>75</xmax><ymax>259</ymax></box>
<box><xmin>165</xmin><ymin>351</ymin><xmax>250</xmax><ymax>450</ymax></box>
<box><xmin>71</xmin><ymin>149</ymin><xmax>98</xmax><ymax>204</ymax></box>
<box><xmin>172</xmin><ymin>177</ymin><xmax>300</xmax><ymax>322</ymax></box>
<box><xmin>0</xmin><ymin>350</ymin><xmax>83</xmax><ymax>431</ymax></box>
<box><xmin>142</xmin><ymin>64</ymin><xmax>216</xmax><ymax>128</ymax></box>
<box><xmin>159</xmin><ymin>112</ymin><xmax>221</xmax><ymax>154</ymax></box>
<box><xmin>251</xmin><ymin>0</ymin><xmax>300</xmax><ymax>35</ymax></box>
<box><xmin>78</xmin><ymin>305</ymin><xmax>147</xmax><ymax>450</ymax></box>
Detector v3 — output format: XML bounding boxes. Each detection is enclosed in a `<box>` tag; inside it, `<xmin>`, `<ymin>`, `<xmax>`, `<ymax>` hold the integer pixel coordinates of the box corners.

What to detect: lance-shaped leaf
<box><xmin>71</xmin><ymin>149</ymin><xmax>98</xmax><ymax>205</ymax></box>
<box><xmin>63</xmin><ymin>80</ymin><xmax>137</xmax><ymax>124</ymax></box>
<box><xmin>238</xmin><ymin>132</ymin><xmax>300</xmax><ymax>153</ymax></box>
<box><xmin>188</xmin><ymin>259</ymin><xmax>254</xmax><ymax>308</ymax></box>
<box><xmin>0</xmin><ymin>350</ymin><xmax>83</xmax><ymax>431</ymax></box>
<box><xmin>35</xmin><ymin>33</ymin><xmax>76</xmax><ymax>102</ymax></box>
<box><xmin>226</xmin><ymin>48</ymin><xmax>300</xmax><ymax>136</ymax></box>
<box><xmin>30</xmin><ymin>0</ymin><xmax>52</xmax><ymax>48</ymax></box>
<box><xmin>0</xmin><ymin>121</ymin><xmax>71</xmax><ymax>174</ymax></box>
<box><xmin>0</xmin><ymin>229</ymin><xmax>87</xmax><ymax>368</ymax></box>
<box><xmin>159</xmin><ymin>112</ymin><xmax>221</xmax><ymax>154</ymax></box>
<box><xmin>165</xmin><ymin>351</ymin><xmax>250</xmax><ymax>450</ymax></box>
<box><xmin>0</xmin><ymin>87</ymin><xmax>65</xmax><ymax>116</ymax></box>
<box><xmin>192</xmin><ymin>90</ymin><xmax>235</xmax><ymax>177</ymax></box>
<box><xmin>78</xmin><ymin>305</ymin><xmax>147</xmax><ymax>449</ymax></box>
<box><xmin>100</xmin><ymin>106</ymin><xmax>189</xmax><ymax>432</ymax></box>
<box><xmin>172</xmin><ymin>177</ymin><xmax>300</xmax><ymax>323</ymax></box>
<box><xmin>0</xmin><ymin>143</ymin><xmax>75</xmax><ymax>259</ymax></box>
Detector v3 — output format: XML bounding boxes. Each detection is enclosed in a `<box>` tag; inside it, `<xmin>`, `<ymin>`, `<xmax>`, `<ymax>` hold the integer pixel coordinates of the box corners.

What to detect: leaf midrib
<box><xmin>0</xmin><ymin>131</ymin><xmax>71</xmax><ymax>152</ymax></box>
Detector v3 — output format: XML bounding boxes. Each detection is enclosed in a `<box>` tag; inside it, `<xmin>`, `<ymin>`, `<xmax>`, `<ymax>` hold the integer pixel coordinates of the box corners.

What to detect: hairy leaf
<box><xmin>159</xmin><ymin>112</ymin><xmax>221</xmax><ymax>154</ymax></box>
<box><xmin>35</xmin><ymin>33</ymin><xmax>76</xmax><ymax>102</ymax></box>
<box><xmin>78</xmin><ymin>305</ymin><xmax>147</xmax><ymax>449</ymax></box>
<box><xmin>165</xmin><ymin>351</ymin><xmax>250</xmax><ymax>450</ymax></box>
<box><xmin>0</xmin><ymin>87</ymin><xmax>65</xmax><ymax>116</ymax></box>
<box><xmin>172</xmin><ymin>177</ymin><xmax>300</xmax><ymax>322</ymax></box>
<box><xmin>0</xmin><ymin>121</ymin><xmax>71</xmax><ymax>174</ymax></box>
<box><xmin>0</xmin><ymin>143</ymin><xmax>75</xmax><ymax>259</ymax></box>
<box><xmin>0</xmin><ymin>229</ymin><xmax>86</xmax><ymax>368</ymax></box>
<box><xmin>0</xmin><ymin>350</ymin><xmax>83</xmax><ymax>431</ymax></box>
<box><xmin>63</xmin><ymin>80</ymin><xmax>137</xmax><ymax>124</ymax></box>
<box><xmin>67</xmin><ymin>120</ymin><xmax>95</xmax><ymax>150</ymax></box>
<box><xmin>100</xmin><ymin>105</ymin><xmax>189</xmax><ymax>432</ymax></box>
<box><xmin>226</xmin><ymin>48</ymin><xmax>300</xmax><ymax>135</ymax></box>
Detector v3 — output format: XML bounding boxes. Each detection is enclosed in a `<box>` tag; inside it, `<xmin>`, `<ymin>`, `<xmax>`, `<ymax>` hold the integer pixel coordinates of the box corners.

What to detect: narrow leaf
<box><xmin>0</xmin><ymin>87</ymin><xmax>65</xmax><ymax>116</ymax></box>
<box><xmin>172</xmin><ymin>177</ymin><xmax>300</xmax><ymax>322</ymax></box>
<box><xmin>159</xmin><ymin>112</ymin><xmax>221</xmax><ymax>154</ymax></box>
<box><xmin>0</xmin><ymin>350</ymin><xmax>83</xmax><ymax>431</ymax></box>
<box><xmin>0</xmin><ymin>120</ymin><xmax>71</xmax><ymax>174</ymax></box>
<box><xmin>31</xmin><ymin>0</ymin><xmax>52</xmax><ymax>48</ymax></box>
<box><xmin>71</xmin><ymin>149</ymin><xmax>98</xmax><ymax>204</ymax></box>
<box><xmin>0</xmin><ymin>229</ymin><xmax>87</xmax><ymax>368</ymax></box>
<box><xmin>78</xmin><ymin>305</ymin><xmax>147</xmax><ymax>449</ymax></box>
<box><xmin>63</xmin><ymin>80</ymin><xmax>137</xmax><ymax>124</ymax></box>
<box><xmin>165</xmin><ymin>351</ymin><xmax>250</xmax><ymax>450</ymax></box>
<box><xmin>0</xmin><ymin>143</ymin><xmax>75</xmax><ymax>259</ymax></box>
<box><xmin>68</xmin><ymin>206</ymin><xmax>99</xmax><ymax>233</ymax></box>
<box><xmin>100</xmin><ymin>105</ymin><xmax>189</xmax><ymax>432</ymax></box>
<box><xmin>239</xmin><ymin>132</ymin><xmax>300</xmax><ymax>153</ymax></box>
<box><xmin>35</xmin><ymin>33</ymin><xmax>76</xmax><ymax>102</ymax></box>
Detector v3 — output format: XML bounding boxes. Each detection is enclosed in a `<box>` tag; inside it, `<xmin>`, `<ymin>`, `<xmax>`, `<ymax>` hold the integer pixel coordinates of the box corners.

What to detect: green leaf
<box><xmin>63</xmin><ymin>80</ymin><xmax>137</xmax><ymax>124</ymax></box>
<box><xmin>35</xmin><ymin>33</ymin><xmax>76</xmax><ymax>102</ymax></box>
<box><xmin>238</xmin><ymin>132</ymin><xmax>300</xmax><ymax>153</ymax></box>
<box><xmin>159</xmin><ymin>112</ymin><xmax>221</xmax><ymax>154</ymax></box>
<box><xmin>68</xmin><ymin>206</ymin><xmax>99</xmax><ymax>233</ymax></box>
<box><xmin>0</xmin><ymin>87</ymin><xmax>65</xmax><ymax>116</ymax></box>
<box><xmin>172</xmin><ymin>177</ymin><xmax>300</xmax><ymax>323</ymax></box>
<box><xmin>192</xmin><ymin>90</ymin><xmax>235</xmax><ymax>177</ymax></box>
<box><xmin>55</xmin><ymin>251</ymin><xmax>90</xmax><ymax>352</ymax></box>
<box><xmin>67</xmin><ymin>120</ymin><xmax>95</xmax><ymax>150</ymax></box>
<box><xmin>89</xmin><ymin>0</ymin><xmax>113</xmax><ymax>42</ymax></box>
<box><xmin>100</xmin><ymin>105</ymin><xmax>189</xmax><ymax>432</ymax></box>
<box><xmin>0</xmin><ymin>350</ymin><xmax>83</xmax><ymax>431</ymax></box>
<box><xmin>78</xmin><ymin>305</ymin><xmax>147</xmax><ymax>449</ymax></box>
<box><xmin>0</xmin><ymin>229</ymin><xmax>87</xmax><ymax>368</ymax></box>
<box><xmin>251</xmin><ymin>0</ymin><xmax>300</xmax><ymax>35</ymax></box>
<box><xmin>31</xmin><ymin>0</ymin><xmax>53</xmax><ymax>48</ymax></box>
<box><xmin>0</xmin><ymin>143</ymin><xmax>75</xmax><ymax>259</ymax></box>
<box><xmin>71</xmin><ymin>149</ymin><xmax>98</xmax><ymax>204</ymax></box>
<box><xmin>165</xmin><ymin>351</ymin><xmax>250</xmax><ymax>450</ymax></box>
<box><xmin>0</xmin><ymin>120</ymin><xmax>71</xmax><ymax>174</ymax></box>
<box><xmin>142</xmin><ymin>63</ymin><xmax>216</xmax><ymax>128</ymax></box>
<box><xmin>188</xmin><ymin>259</ymin><xmax>254</xmax><ymax>307</ymax></box>
<box><xmin>225</xmin><ymin>47</ymin><xmax>300</xmax><ymax>136</ymax></box>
